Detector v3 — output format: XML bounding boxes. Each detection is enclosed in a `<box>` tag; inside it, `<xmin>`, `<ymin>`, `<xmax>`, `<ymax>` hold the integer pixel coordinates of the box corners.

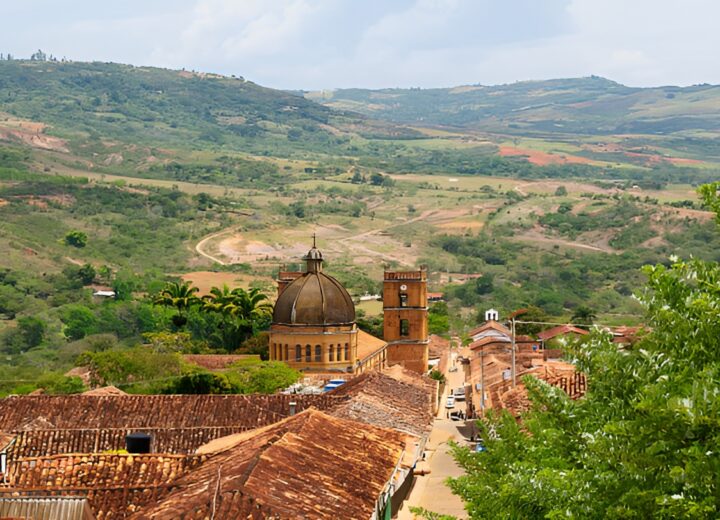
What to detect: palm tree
<box><xmin>154</xmin><ymin>281</ymin><xmax>200</xmax><ymax>328</ymax></box>
<box><xmin>572</xmin><ymin>306</ymin><xmax>597</xmax><ymax>327</ymax></box>
<box><xmin>202</xmin><ymin>286</ymin><xmax>272</xmax><ymax>350</ymax></box>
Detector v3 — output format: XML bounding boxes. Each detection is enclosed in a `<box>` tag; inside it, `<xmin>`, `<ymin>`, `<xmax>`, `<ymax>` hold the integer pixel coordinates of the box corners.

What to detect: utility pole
<box><xmin>507</xmin><ymin>308</ymin><xmax>527</xmax><ymax>388</ymax></box>
<box><xmin>510</xmin><ymin>316</ymin><xmax>516</xmax><ymax>387</ymax></box>
<box><xmin>480</xmin><ymin>349</ymin><xmax>485</xmax><ymax>411</ymax></box>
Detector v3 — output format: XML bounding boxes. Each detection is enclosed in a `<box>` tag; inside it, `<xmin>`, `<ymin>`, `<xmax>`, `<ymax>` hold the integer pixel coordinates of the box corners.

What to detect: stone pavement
<box><xmin>397</xmin><ymin>349</ymin><xmax>469</xmax><ymax>519</ymax></box>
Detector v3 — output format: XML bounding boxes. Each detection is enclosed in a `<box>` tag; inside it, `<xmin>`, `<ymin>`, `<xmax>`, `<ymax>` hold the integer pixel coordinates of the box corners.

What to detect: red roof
<box><xmin>469</xmin><ymin>336</ymin><xmax>510</xmax><ymax>350</ymax></box>
<box><xmin>537</xmin><ymin>325</ymin><xmax>589</xmax><ymax>341</ymax></box>
<box><xmin>468</xmin><ymin>320</ymin><xmax>511</xmax><ymax>338</ymax></box>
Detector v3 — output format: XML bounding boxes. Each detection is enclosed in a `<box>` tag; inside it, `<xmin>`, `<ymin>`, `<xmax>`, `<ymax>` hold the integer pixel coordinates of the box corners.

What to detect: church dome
<box><xmin>272</xmin><ymin>245</ymin><xmax>355</xmax><ymax>326</ymax></box>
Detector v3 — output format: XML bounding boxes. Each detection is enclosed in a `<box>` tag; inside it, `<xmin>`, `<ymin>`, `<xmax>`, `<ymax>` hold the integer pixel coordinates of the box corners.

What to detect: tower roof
<box><xmin>272</xmin><ymin>244</ymin><xmax>355</xmax><ymax>326</ymax></box>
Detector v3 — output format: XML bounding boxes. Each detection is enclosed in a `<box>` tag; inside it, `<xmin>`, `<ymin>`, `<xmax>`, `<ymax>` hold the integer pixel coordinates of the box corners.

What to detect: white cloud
<box><xmin>1</xmin><ymin>0</ymin><xmax>719</xmax><ymax>88</ymax></box>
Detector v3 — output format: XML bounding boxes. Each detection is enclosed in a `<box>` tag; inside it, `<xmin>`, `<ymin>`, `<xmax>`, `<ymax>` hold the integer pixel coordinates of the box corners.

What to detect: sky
<box><xmin>2</xmin><ymin>0</ymin><xmax>719</xmax><ymax>90</ymax></box>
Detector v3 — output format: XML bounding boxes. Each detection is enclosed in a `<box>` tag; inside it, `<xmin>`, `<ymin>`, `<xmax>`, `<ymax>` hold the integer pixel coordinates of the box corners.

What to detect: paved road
<box><xmin>397</xmin><ymin>350</ymin><xmax>469</xmax><ymax>519</ymax></box>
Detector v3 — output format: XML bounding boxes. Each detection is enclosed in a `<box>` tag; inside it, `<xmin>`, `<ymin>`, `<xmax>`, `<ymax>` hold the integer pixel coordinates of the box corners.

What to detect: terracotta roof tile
<box><xmin>328</xmin><ymin>371</ymin><xmax>434</xmax><ymax>437</ymax></box>
<box><xmin>536</xmin><ymin>325</ymin><xmax>589</xmax><ymax>341</ymax></box>
<box><xmin>182</xmin><ymin>354</ymin><xmax>260</xmax><ymax>370</ymax></box>
<box><xmin>132</xmin><ymin>410</ymin><xmax>406</xmax><ymax>520</ymax></box>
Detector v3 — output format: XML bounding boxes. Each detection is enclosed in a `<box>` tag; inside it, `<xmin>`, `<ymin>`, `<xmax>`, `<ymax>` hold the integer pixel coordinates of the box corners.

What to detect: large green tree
<box><xmin>448</xmin><ymin>183</ymin><xmax>720</xmax><ymax>519</ymax></box>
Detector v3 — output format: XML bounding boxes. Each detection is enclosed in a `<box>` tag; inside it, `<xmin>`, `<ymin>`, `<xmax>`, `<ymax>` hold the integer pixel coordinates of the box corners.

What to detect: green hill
<box><xmin>306</xmin><ymin>76</ymin><xmax>720</xmax><ymax>136</ymax></box>
<box><xmin>0</xmin><ymin>60</ymin><xmax>418</xmax><ymax>158</ymax></box>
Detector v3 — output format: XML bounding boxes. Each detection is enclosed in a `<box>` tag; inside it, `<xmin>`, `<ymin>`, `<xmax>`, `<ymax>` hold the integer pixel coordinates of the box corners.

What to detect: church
<box><xmin>269</xmin><ymin>241</ymin><xmax>429</xmax><ymax>374</ymax></box>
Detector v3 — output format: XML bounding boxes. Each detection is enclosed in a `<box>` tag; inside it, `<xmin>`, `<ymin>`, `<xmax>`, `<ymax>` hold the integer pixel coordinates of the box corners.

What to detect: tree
<box><xmin>428</xmin><ymin>301</ymin><xmax>450</xmax><ymax>335</ymax></box>
<box><xmin>161</xmin><ymin>372</ymin><xmax>233</xmax><ymax>394</ymax></box>
<box><xmin>514</xmin><ymin>305</ymin><xmax>549</xmax><ymax>336</ymax></box>
<box><xmin>201</xmin><ymin>286</ymin><xmax>272</xmax><ymax>350</ymax></box>
<box><xmin>446</xmin><ymin>184</ymin><xmax>720</xmax><ymax>519</ymax></box>
<box><xmin>62</xmin><ymin>304</ymin><xmax>96</xmax><ymax>340</ymax></box>
<box><xmin>571</xmin><ymin>305</ymin><xmax>597</xmax><ymax>326</ymax></box>
<box><xmin>64</xmin><ymin>230</ymin><xmax>88</xmax><ymax>248</ymax></box>
<box><xmin>16</xmin><ymin>316</ymin><xmax>46</xmax><ymax>348</ymax></box>
<box><xmin>153</xmin><ymin>281</ymin><xmax>200</xmax><ymax>328</ymax></box>
<box><xmin>77</xmin><ymin>263</ymin><xmax>96</xmax><ymax>285</ymax></box>
<box><xmin>555</xmin><ymin>185</ymin><xmax>568</xmax><ymax>196</ymax></box>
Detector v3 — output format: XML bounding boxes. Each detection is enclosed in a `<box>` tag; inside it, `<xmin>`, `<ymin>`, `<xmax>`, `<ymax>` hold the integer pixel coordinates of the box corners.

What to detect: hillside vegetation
<box><xmin>1</xmin><ymin>59</ymin><xmax>719</xmax><ymax>394</ymax></box>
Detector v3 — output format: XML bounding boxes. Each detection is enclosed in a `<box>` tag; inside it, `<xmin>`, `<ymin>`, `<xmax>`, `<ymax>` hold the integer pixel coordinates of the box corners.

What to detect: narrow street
<box><xmin>398</xmin><ymin>348</ymin><xmax>470</xmax><ymax>519</ymax></box>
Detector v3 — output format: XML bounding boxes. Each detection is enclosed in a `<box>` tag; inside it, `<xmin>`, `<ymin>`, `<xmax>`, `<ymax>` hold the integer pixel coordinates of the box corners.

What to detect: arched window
<box><xmin>315</xmin><ymin>345</ymin><xmax>322</xmax><ymax>362</ymax></box>
<box><xmin>344</xmin><ymin>343</ymin><xmax>349</xmax><ymax>361</ymax></box>
<box><xmin>329</xmin><ymin>344</ymin><xmax>334</xmax><ymax>362</ymax></box>
<box><xmin>295</xmin><ymin>345</ymin><xmax>301</xmax><ymax>361</ymax></box>
<box><xmin>305</xmin><ymin>345</ymin><xmax>311</xmax><ymax>362</ymax></box>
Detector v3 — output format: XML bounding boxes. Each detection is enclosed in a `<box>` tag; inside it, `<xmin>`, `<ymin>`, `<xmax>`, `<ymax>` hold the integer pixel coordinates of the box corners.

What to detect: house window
<box><xmin>305</xmin><ymin>345</ymin><xmax>312</xmax><ymax>362</ymax></box>
<box><xmin>295</xmin><ymin>345</ymin><xmax>301</xmax><ymax>361</ymax></box>
<box><xmin>344</xmin><ymin>343</ymin><xmax>349</xmax><ymax>361</ymax></box>
<box><xmin>400</xmin><ymin>319</ymin><xmax>410</xmax><ymax>337</ymax></box>
<box><xmin>399</xmin><ymin>293</ymin><xmax>408</xmax><ymax>307</ymax></box>
<box><xmin>315</xmin><ymin>345</ymin><xmax>322</xmax><ymax>362</ymax></box>
<box><xmin>329</xmin><ymin>344</ymin><xmax>334</xmax><ymax>362</ymax></box>
<box><xmin>284</xmin><ymin>344</ymin><xmax>289</xmax><ymax>361</ymax></box>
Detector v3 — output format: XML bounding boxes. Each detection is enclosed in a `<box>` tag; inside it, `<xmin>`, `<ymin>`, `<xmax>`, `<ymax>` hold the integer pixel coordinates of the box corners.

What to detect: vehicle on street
<box><xmin>453</xmin><ymin>387</ymin><xmax>465</xmax><ymax>400</ymax></box>
<box><xmin>445</xmin><ymin>395</ymin><xmax>455</xmax><ymax>408</ymax></box>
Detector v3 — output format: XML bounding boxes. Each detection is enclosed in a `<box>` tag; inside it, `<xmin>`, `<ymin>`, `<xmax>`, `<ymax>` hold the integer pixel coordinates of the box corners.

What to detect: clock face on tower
<box><xmin>400</xmin><ymin>284</ymin><xmax>407</xmax><ymax>291</ymax></box>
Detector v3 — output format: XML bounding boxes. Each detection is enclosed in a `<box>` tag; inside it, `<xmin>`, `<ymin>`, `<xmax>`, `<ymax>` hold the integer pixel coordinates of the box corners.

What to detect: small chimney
<box><xmin>485</xmin><ymin>308</ymin><xmax>499</xmax><ymax>321</ymax></box>
<box><xmin>289</xmin><ymin>401</ymin><xmax>297</xmax><ymax>416</ymax></box>
<box><xmin>125</xmin><ymin>433</ymin><xmax>152</xmax><ymax>454</ymax></box>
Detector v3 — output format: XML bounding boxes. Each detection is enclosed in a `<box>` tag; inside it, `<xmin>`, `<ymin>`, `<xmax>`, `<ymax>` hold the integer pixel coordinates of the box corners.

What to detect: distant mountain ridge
<box><xmin>305</xmin><ymin>76</ymin><xmax>720</xmax><ymax>135</ymax></box>
<box><xmin>0</xmin><ymin>60</ymin><xmax>417</xmax><ymax>158</ymax></box>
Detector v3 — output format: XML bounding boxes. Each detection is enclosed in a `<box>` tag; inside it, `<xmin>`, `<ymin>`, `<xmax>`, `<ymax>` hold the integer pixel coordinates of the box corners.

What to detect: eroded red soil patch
<box><xmin>498</xmin><ymin>145</ymin><xmax>595</xmax><ymax>166</ymax></box>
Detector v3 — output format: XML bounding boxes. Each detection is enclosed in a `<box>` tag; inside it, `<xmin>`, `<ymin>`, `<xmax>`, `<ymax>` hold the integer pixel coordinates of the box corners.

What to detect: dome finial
<box><xmin>303</xmin><ymin>236</ymin><xmax>323</xmax><ymax>273</ymax></box>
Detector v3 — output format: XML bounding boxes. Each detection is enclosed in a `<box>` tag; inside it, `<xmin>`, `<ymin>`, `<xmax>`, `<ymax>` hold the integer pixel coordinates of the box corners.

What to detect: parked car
<box><xmin>453</xmin><ymin>388</ymin><xmax>466</xmax><ymax>401</ymax></box>
<box><xmin>449</xmin><ymin>410</ymin><xmax>465</xmax><ymax>421</ymax></box>
<box><xmin>445</xmin><ymin>395</ymin><xmax>456</xmax><ymax>408</ymax></box>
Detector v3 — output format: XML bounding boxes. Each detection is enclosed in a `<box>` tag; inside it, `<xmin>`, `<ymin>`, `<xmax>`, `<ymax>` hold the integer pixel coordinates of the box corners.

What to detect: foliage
<box><xmin>429</xmin><ymin>369</ymin><xmax>446</xmax><ymax>384</ymax></box>
<box><xmin>35</xmin><ymin>373</ymin><xmax>86</xmax><ymax>395</ymax></box>
<box><xmin>77</xmin><ymin>347</ymin><xmax>184</xmax><ymax>388</ymax></box>
<box><xmin>153</xmin><ymin>281</ymin><xmax>200</xmax><ymax>328</ymax></box>
<box><xmin>161</xmin><ymin>371</ymin><xmax>233</xmax><ymax>394</ymax></box>
<box><xmin>428</xmin><ymin>301</ymin><xmax>450</xmax><ymax>335</ymax></box>
<box><xmin>64</xmin><ymin>230</ymin><xmax>88</xmax><ymax>248</ymax></box>
<box><xmin>447</xmin><ymin>185</ymin><xmax>720</xmax><ymax>519</ymax></box>
<box><xmin>62</xmin><ymin>304</ymin><xmax>97</xmax><ymax>340</ymax></box>
<box><xmin>571</xmin><ymin>305</ymin><xmax>597</xmax><ymax>326</ymax></box>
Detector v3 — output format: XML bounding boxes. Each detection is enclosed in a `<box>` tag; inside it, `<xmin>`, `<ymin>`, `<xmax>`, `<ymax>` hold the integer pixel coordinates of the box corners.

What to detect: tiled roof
<box><xmin>536</xmin><ymin>325</ymin><xmax>589</xmax><ymax>341</ymax></box>
<box><xmin>356</xmin><ymin>329</ymin><xmax>387</xmax><ymax>361</ymax></box>
<box><xmin>428</xmin><ymin>334</ymin><xmax>451</xmax><ymax>359</ymax></box>
<box><xmin>82</xmin><ymin>386</ymin><xmax>126</xmax><ymax>396</ymax></box>
<box><xmin>1</xmin><ymin>453</ymin><xmax>203</xmax><ymax>519</ymax></box>
<box><xmin>0</xmin><ymin>394</ymin><xmax>342</xmax><ymax>431</ymax></box>
<box><xmin>182</xmin><ymin>354</ymin><xmax>260</xmax><ymax>370</ymax></box>
<box><xmin>328</xmin><ymin>370</ymin><xmax>434</xmax><ymax>437</ymax></box>
<box><xmin>131</xmin><ymin>410</ymin><xmax>406</xmax><ymax>520</ymax></box>
<box><xmin>8</xmin><ymin>427</ymin><xmax>248</xmax><ymax>458</ymax></box>
<box><xmin>469</xmin><ymin>336</ymin><xmax>511</xmax><ymax>350</ymax></box>
<box><xmin>468</xmin><ymin>320</ymin><xmax>511</xmax><ymax>338</ymax></box>
<box><xmin>0</xmin><ymin>394</ymin><xmax>348</xmax><ymax>458</ymax></box>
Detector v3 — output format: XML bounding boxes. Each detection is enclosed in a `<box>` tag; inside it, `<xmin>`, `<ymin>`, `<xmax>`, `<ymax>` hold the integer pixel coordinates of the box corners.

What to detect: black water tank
<box><xmin>125</xmin><ymin>433</ymin><xmax>152</xmax><ymax>454</ymax></box>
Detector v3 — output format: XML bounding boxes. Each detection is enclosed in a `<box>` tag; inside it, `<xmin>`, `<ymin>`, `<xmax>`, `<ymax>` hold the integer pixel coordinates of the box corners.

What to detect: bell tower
<box><xmin>383</xmin><ymin>268</ymin><xmax>429</xmax><ymax>373</ymax></box>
